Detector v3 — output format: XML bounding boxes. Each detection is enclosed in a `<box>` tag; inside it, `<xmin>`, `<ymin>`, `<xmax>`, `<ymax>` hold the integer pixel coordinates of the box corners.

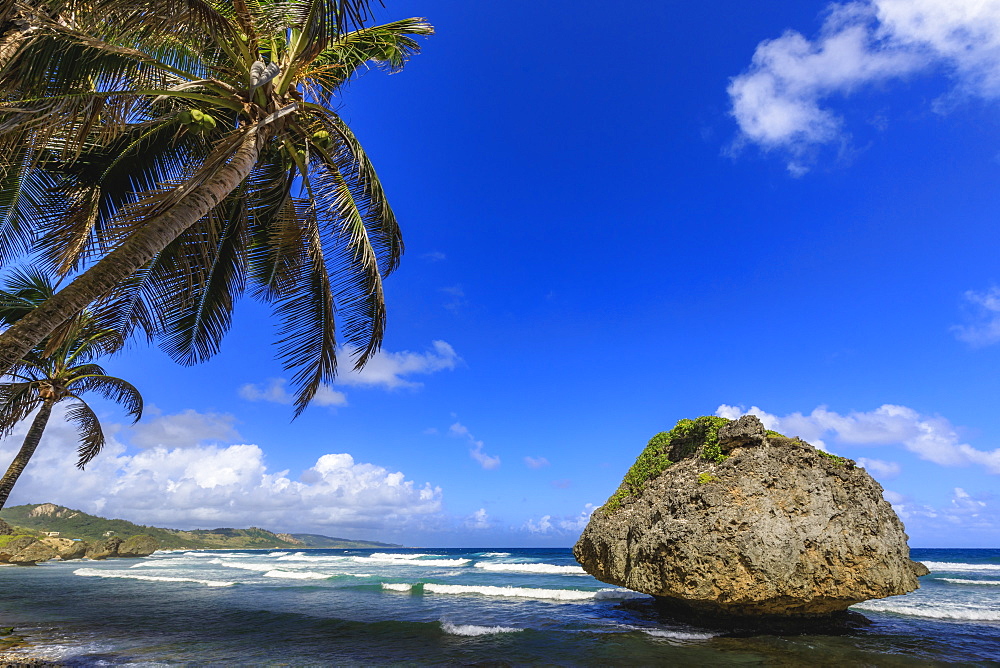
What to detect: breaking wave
<box><xmin>262</xmin><ymin>570</ymin><xmax>329</xmax><ymax>580</ymax></box>
<box><xmin>382</xmin><ymin>583</ymin><xmax>414</xmax><ymax>592</ymax></box>
<box><xmin>73</xmin><ymin>568</ymin><xmax>235</xmax><ymax>587</ymax></box>
<box><xmin>853</xmin><ymin>599</ymin><xmax>1000</xmax><ymax>621</ymax></box>
<box><xmin>423</xmin><ymin>584</ymin><xmax>645</xmax><ymax>602</ymax></box>
<box><xmin>441</xmin><ymin>622</ymin><xmax>523</xmax><ymax>636</ymax></box>
<box><xmin>922</xmin><ymin>562</ymin><xmax>1000</xmax><ymax>573</ymax></box>
<box><xmin>473</xmin><ymin>562</ymin><xmax>586</xmax><ymax>575</ymax></box>
<box><xmin>938</xmin><ymin>578</ymin><xmax>1000</xmax><ymax>586</ymax></box>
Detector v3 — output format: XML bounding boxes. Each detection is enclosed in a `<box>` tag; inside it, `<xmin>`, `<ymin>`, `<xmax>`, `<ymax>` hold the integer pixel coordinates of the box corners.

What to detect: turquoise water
<box><xmin>1</xmin><ymin>547</ymin><xmax>998</xmax><ymax>665</ymax></box>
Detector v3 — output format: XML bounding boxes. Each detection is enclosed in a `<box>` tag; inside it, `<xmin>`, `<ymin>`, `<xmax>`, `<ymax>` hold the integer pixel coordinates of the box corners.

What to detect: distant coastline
<box><xmin>0</xmin><ymin>503</ymin><xmax>399</xmax><ymax>551</ymax></box>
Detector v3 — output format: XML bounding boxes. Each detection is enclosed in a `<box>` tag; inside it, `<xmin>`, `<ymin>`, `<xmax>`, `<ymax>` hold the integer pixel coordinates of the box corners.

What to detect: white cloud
<box><xmin>952</xmin><ymin>286</ymin><xmax>1000</xmax><ymax>347</ymax></box>
<box><xmin>337</xmin><ymin>340</ymin><xmax>459</xmax><ymax>390</ymax></box>
<box><xmin>883</xmin><ymin>487</ymin><xmax>999</xmax><ymax>543</ymax></box>
<box><xmin>466</xmin><ymin>508</ymin><xmax>490</xmax><ymax>530</ymax></box>
<box><xmin>239</xmin><ymin>378</ymin><xmax>348</xmax><ymax>407</ymax></box>
<box><xmin>0</xmin><ymin>408</ymin><xmax>442</xmax><ymax>535</ymax></box>
<box><xmin>717</xmin><ymin>403</ymin><xmax>1000</xmax><ymax>473</ymax></box>
<box><xmin>240</xmin><ymin>341</ymin><xmax>458</xmax><ymax>408</ymax></box>
<box><xmin>524</xmin><ymin>515</ymin><xmax>552</xmax><ymax>533</ymax></box>
<box><xmin>449</xmin><ymin>421</ymin><xmax>501</xmax><ymax>470</ymax></box>
<box><xmin>523</xmin><ymin>504</ymin><xmax>596</xmax><ymax>534</ymax></box>
<box><xmin>421</xmin><ymin>251</ymin><xmax>447</xmax><ymax>262</ymax></box>
<box><xmin>729</xmin><ymin>0</ymin><xmax>1000</xmax><ymax>173</ymax></box>
<box><xmin>127</xmin><ymin>408</ymin><xmax>240</xmax><ymax>449</ymax></box>
<box><xmin>524</xmin><ymin>456</ymin><xmax>550</xmax><ymax>469</ymax></box>
<box><xmin>856</xmin><ymin>457</ymin><xmax>902</xmax><ymax>478</ymax></box>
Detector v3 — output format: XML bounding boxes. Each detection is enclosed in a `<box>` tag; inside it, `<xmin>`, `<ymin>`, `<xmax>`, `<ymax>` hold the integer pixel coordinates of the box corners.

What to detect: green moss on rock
<box><xmin>603</xmin><ymin>416</ymin><xmax>731</xmax><ymax>514</ymax></box>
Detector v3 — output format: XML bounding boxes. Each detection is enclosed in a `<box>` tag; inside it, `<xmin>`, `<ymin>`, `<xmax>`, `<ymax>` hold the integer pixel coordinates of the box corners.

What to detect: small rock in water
<box><xmin>574</xmin><ymin>415</ymin><xmax>927</xmax><ymax>620</ymax></box>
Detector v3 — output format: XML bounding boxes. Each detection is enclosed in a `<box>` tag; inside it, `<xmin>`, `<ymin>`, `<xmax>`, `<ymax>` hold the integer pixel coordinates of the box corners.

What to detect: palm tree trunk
<box><xmin>0</xmin><ymin>128</ymin><xmax>264</xmax><ymax>377</ymax></box>
<box><xmin>0</xmin><ymin>401</ymin><xmax>54</xmax><ymax>510</ymax></box>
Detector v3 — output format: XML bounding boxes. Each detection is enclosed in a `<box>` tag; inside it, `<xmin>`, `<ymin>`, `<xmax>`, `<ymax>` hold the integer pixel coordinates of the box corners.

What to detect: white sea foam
<box><xmin>479</xmin><ymin>552</ymin><xmax>511</xmax><ymax>557</ymax></box>
<box><xmin>473</xmin><ymin>562</ymin><xmax>587</xmax><ymax>575</ymax></box>
<box><xmin>267</xmin><ymin>551</ymin><xmax>290</xmax><ymax>557</ymax></box>
<box><xmin>208</xmin><ymin>559</ymin><xmax>274</xmax><ymax>572</ymax></box>
<box><xmin>441</xmin><ymin>621</ymin><xmax>523</xmax><ymax>636</ymax></box>
<box><xmin>640</xmin><ymin>628</ymin><xmax>716</xmax><ymax>640</ymax></box>
<box><xmin>370</xmin><ymin>553</ymin><xmax>438</xmax><ymax>559</ymax></box>
<box><xmin>423</xmin><ymin>583</ymin><xmax>643</xmax><ymax>602</ymax></box>
<box><xmin>939</xmin><ymin>578</ymin><xmax>1000</xmax><ymax>586</ymax></box>
<box><xmin>262</xmin><ymin>570</ymin><xmax>329</xmax><ymax>580</ymax></box>
<box><xmin>182</xmin><ymin>551</ymin><xmax>217</xmax><ymax>557</ymax></box>
<box><xmin>276</xmin><ymin>552</ymin><xmax>342</xmax><ymax>562</ymax></box>
<box><xmin>922</xmin><ymin>561</ymin><xmax>1000</xmax><ymax>573</ymax></box>
<box><xmin>352</xmin><ymin>555</ymin><xmax>471</xmax><ymax>567</ymax></box>
<box><xmin>73</xmin><ymin>568</ymin><xmax>235</xmax><ymax>587</ymax></box>
<box><xmin>381</xmin><ymin>583</ymin><xmax>414</xmax><ymax>592</ymax></box>
<box><xmin>853</xmin><ymin>599</ymin><xmax>1000</xmax><ymax>621</ymax></box>
<box><xmin>593</xmin><ymin>589</ymin><xmax>650</xmax><ymax>601</ymax></box>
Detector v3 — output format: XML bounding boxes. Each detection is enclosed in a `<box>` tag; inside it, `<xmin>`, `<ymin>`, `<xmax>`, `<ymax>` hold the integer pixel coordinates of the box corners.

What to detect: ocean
<box><xmin>0</xmin><ymin>547</ymin><xmax>997</xmax><ymax>665</ymax></box>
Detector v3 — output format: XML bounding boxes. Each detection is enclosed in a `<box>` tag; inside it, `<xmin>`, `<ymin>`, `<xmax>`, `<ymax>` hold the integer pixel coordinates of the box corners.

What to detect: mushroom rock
<box><xmin>574</xmin><ymin>415</ymin><xmax>927</xmax><ymax>619</ymax></box>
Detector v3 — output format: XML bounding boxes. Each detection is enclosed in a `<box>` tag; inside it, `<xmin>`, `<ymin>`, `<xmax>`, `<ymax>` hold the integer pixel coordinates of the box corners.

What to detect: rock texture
<box><xmin>41</xmin><ymin>537</ymin><xmax>88</xmax><ymax>561</ymax></box>
<box><xmin>574</xmin><ymin>415</ymin><xmax>926</xmax><ymax>618</ymax></box>
<box><xmin>0</xmin><ymin>518</ymin><xmax>12</xmax><ymax>536</ymax></box>
<box><xmin>0</xmin><ymin>536</ymin><xmax>37</xmax><ymax>563</ymax></box>
<box><xmin>7</xmin><ymin>541</ymin><xmax>57</xmax><ymax>565</ymax></box>
<box><xmin>117</xmin><ymin>535</ymin><xmax>160</xmax><ymax>557</ymax></box>
<box><xmin>85</xmin><ymin>536</ymin><xmax>123</xmax><ymax>560</ymax></box>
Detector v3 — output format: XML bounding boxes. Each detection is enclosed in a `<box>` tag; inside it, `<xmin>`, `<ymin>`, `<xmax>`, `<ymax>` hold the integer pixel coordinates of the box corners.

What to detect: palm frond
<box><xmin>270</xmin><ymin>193</ymin><xmax>338</xmax><ymax>416</ymax></box>
<box><xmin>0</xmin><ymin>381</ymin><xmax>39</xmax><ymax>438</ymax></box>
<box><xmin>63</xmin><ymin>399</ymin><xmax>105</xmax><ymax>468</ymax></box>
<box><xmin>305</xmin><ymin>18</ymin><xmax>431</xmax><ymax>101</ymax></box>
<box><xmin>157</xmin><ymin>189</ymin><xmax>249</xmax><ymax>364</ymax></box>
<box><xmin>70</xmin><ymin>374</ymin><xmax>142</xmax><ymax>423</ymax></box>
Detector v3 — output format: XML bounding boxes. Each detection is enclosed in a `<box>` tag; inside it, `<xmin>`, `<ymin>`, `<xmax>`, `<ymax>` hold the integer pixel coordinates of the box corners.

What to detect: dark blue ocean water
<box><xmin>1</xmin><ymin>547</ymin><xmax>998</xmax><ymax>665</ymax></box>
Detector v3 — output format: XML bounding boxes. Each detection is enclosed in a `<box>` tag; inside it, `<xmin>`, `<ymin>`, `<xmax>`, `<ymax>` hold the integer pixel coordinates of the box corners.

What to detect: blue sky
<box><xmin>4</xmin><ymin>0</ymin><xmax>1000</xmax><ymax>547</ymax></box>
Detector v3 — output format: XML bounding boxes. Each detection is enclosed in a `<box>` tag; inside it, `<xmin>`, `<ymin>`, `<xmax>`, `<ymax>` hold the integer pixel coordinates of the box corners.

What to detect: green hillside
<box><xmin>290</xmin><ymin>533</ymin><xmax>399</xmax><ymax>548</ymax></box>
<box><xmin>0</xmin><ymin>504</ymin><xmax>397</xmax><ymax>550</ymax></box>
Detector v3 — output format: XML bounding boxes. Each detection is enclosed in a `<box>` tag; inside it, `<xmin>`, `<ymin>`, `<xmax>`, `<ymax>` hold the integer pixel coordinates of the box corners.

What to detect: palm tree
<box><xmin>0</xmin><ymin>0</ymin><xmax>432</xmax><ymax>413</ymax></box>
<box><xmin>0</xmin><ymin>268</ymin><xmax>142</xmax><ymax>510</ymax></box>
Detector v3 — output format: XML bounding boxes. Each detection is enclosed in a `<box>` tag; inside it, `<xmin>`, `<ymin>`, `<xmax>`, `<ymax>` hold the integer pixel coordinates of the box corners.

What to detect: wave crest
<box><xmin>441</xmin><ymin>622</ymin><xmax>523</xmax><ymax>636</ymax></box>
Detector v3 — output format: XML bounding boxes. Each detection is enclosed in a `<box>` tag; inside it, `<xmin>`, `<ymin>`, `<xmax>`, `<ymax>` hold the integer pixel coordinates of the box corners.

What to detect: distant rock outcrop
<box><xmin>7</xmin><ymin>540</ymin><xmax>58</xmax><ymax>565</ymax></box>
<box><xmin>85</xmin><ymin>536</ymin><xmax>123</xmax><ymax>560</ymax></box>
<box><xmin>0</xmin><ymin>536</ymin><xmax>37</xmax><ymax>563</ymax></box>
<box><xmin>0</xmin><ymin>518</ymin><xmax>12</xmax><ymax>536</ymax></box>
<box><xmin>117</xmin><ymin>535</ymin><xmax>160</xmax><ymax>557</ymax></box>
<box><xmin>574</xmin><ymin>415</ymin><xmax>927</xmax><ymax>618</ymax></box>
<box><xmin>42</xmin><ymin>537</ymin><xmax>88</xmax><ymax>561</ymax></box>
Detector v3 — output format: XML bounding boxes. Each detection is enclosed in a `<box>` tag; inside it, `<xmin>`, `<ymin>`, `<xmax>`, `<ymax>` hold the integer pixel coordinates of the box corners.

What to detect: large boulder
<box><xmin>85</xmin><ymin>536</ymin><xmax>123</xmax><ymax>560</ymax></box>
<box><xmin>42</xmin><ymin>537</ymin><xmax>89</xmax><ymax>561</ymax></box>
<box><xmin>0</xmin><ymin>536</ymin><xmax>38</xmax><ymax>563</ymax></box>
<box><xmin>117</xmin><ymin>535</ymin><xmax>160</xmax><ymax>557</ymax></box>
<box><xmin>8</xmin><ymin>540</ymin><xmax>58</xmax><ymax>565</ymax></box>
<box><xmin>0</xmin><ymin>518</ymin><xmax>12</xmax><ymax>535</ymax></box>
<box><xmin>574</xmin><ymin>415</ymin><xmax>927</xmax><ymax>618</ymax></box>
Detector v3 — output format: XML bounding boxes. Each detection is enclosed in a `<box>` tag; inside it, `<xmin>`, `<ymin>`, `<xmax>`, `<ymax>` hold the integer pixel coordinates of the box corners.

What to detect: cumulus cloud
<box><xmin>717</xmin><ymin>403</ymin><xmax>1000</xmax><ymax>473</ymax></box>
<box><xmin>127</xmin><ymin>408</ymin><xmax>240</xmax><ymax>448</ymax></box>
<box><xmin>884</xmin><ymin>487</ymin><xmax>999</xmax><ymax>543</ymax></box>
<box><xmin>729</xmin><ymin>0</ymin><xmax>1000</xmax><ymax>173</ymax></box>
<box><xmin>466</xmin><ymin>508</ymin><xmax>491</xmax><ymax>530</ymax></box>
<box><xmin>449</xmin><ymin>422</ymin><xmax>501</xmax><ymax>470</ymax></box>
<box><xmin>524</xmin><ymin>456</ymin><xmax>550</xmax><ymax>469</ymax></box>
<box><xmin>856</xmin><ymin>457</ymin><xmax>901</xmax><ymax>478</ymax></box>
<box><xmin>523</xmin><ymin>504</ymin><xmax>596</xmax><ymax>534</ymax></box>
<box><xmin>952</xmin><ymin>286</ymin><xmax>1000</xmax><ymax>347</ymax></box>
<box><xmin>239</xmin><ymin>378</ymin><xmax>348</xmax><ymax>407</ymax></box>
<box><xmin>240</xmin><ymin>341</ymin><xmax>459</xmax><ymax>408</ymax></box>
<box><xmin>0</xmin><ymin>406</ymin><xmax>442</xmax><ymax>535</ymax></box>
